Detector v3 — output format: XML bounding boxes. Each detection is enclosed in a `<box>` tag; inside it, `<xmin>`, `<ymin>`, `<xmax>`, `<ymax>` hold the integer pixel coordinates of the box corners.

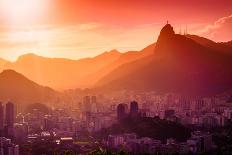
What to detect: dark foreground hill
<box><xmin>96</xmin><ymin>116</ymin><xmax>191</xmax><ymax>142</ymax></box>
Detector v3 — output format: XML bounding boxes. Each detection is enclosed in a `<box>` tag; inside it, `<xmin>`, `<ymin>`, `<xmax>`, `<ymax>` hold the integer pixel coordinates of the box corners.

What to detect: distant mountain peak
<box><xmin>94</xmin><ymin>49</ymin><xmax>121</xmax><ymax>59</ymax></box>
<box><xmin>103</xmin><ymin>49</ymin><xmax>121</xmax><ymax>56</ymax></box>
<box><xmin>157</xmin><ymin>24</ymin><xmax>175</xmax><ymax>41</ymax></box>
<box><xmin>0</xmin><ymin>58</ymin><xmax>8</xmax><ymax>61</ymax></box>
<box><xmin>0</xmin><ymin>69</ymin><xmax>30</xmax><ymax>82</ymax></box>
<box><xmin>109</xmin><ymin>49</ymin><xmax>120</xmax><ymax>54</ymax></box>
<box><xmin>17</xmin><ymin>53</ymin><xmax>41</xmax><ymax>62</ymax></box>
<box><xmin>1</xmin><ymin>69</ymin><xmax>19</xmax><ymax>75</ymax></box>
<box><xmin>0</xmin><ymin>58</ymin><xmax>9</xmax><ymax>67</ymax></box>
<box><xmin>19</xmin><ymin>53</ymin><xmax>38</xmax><ymax>58</ymax></box>
<box><xmin>161</xmin><ymin>24</ymin><xmax>175</xmax><ymax>35</ymax></box>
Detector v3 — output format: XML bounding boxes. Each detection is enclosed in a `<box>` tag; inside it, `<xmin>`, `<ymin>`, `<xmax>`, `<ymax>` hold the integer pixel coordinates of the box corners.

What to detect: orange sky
<box><xmin>0</xmin><ymin>0</ymin><xmax>231</xmax><ymax>61</ymax></box>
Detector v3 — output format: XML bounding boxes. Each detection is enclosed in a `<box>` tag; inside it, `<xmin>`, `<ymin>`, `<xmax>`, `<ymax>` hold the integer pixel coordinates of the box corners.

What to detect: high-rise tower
<box><xmin>5</xmin><ymin>102</ymin><xmax>14</xmax><ymax>127</ymax></box>
<box><xmin>0</xmin><ymin>102</ymin><xmax>4</xmax><ymax>131</ymax></box>
<box><xmin>130</xmin><ymin>101</ymin><xmax>138</xmax><ymax>117</ymax></box>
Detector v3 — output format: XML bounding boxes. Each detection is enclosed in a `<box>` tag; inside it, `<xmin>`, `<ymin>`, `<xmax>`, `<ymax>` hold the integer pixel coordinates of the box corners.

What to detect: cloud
<box><xmin>0</xmin><ymin>22</ymin><xmax>161</xmax><ymax>61</ymax></box>
<box><xmin>78</xmin><ymin>23</ymin><xmax>103</xmax><ymax>31</ymax></box>
<box><xmin>198</xmin><ymin>14</ymin><xmax>232</xmax><ymax>42</ymax></box>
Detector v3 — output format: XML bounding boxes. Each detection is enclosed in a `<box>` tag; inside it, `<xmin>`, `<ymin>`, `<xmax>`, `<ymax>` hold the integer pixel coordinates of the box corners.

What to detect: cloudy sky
<box><xmin>0</xmin><ymin>0</ymin><xmax>231</xmax><ymax>61</ymax></box>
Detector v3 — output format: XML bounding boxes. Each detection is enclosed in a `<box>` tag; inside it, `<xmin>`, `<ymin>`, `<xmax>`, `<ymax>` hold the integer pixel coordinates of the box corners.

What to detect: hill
<box><xmin>96</xmin><ymin>24</ymin><xmax>232</xmax><ymax>96</ymax></box>
<box><xmin>3</xmin><ymin>51</ymin><xmax>122</xmax><ymax>90</ymax></box>
<box><xmin>2</xmin><ymin>48</ymin><xmax>154</xmax><ymax>90</ymax></box>
<box><xmin>186</xmin><ymin>34</ymin><xmax>232</xmax><ymax>56</ymax></box>
<box><xmin>96</xmin><ymin>116</ymin><xmax>191</xmax><ymax>142</ymax></box>
<box><xmin>0</xmin><ymin>58</ymin><xmax>9</xmax><ymax>71</ymax></box>
<box><xmin>0</xmin><ymin>70</ymin><xmax>58</xmax><ymax>108</ymax></box>
<box><xmin>79</xmin><ymin>43</ymin><xmax>155</xmax><ymax>87</ymax></box>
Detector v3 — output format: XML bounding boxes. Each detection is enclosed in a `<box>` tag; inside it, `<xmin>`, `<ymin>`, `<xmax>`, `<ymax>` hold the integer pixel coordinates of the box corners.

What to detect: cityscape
<box><xmin>1</xmin><ymin>91</ymin><xmax>232</xmax><ymax>154</ymax></box>
<box><xmin>0</xmin><ymin>0</ymin><xmax>232</xmax><ymax>155</ymax></box>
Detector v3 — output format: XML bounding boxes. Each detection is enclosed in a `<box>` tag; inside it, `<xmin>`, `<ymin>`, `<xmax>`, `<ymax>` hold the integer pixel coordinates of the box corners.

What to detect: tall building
<box><xmin>0</xmin><ymin>103</ymin><xmax>4</xmax><ymax>131</ymax></box>
<box><xmin>117</xmin><ymin>104</ymin><xmax>128</xmax><ymax>121</ymax></box>
<box><xmin>83</xmin><ymin>96</ymin><xmax>91</xmax><ymax>113</ymax></box>
<box><xmin>44</xmin><ymin>115</ymin><xmax>53</xmax><ymax>131</ymax></box>
<box><xmin>91</xmin><ymin>96</ymin><xmax>97</xmax><ymax>104</ymax></box>
<box><xmin>130</xmin><ymin>101</ymin><xmax>138</xmax><ymax>117</ymax></box>
<box><xmin>91</xmin><ymin>96</ymin><xmax>98</xmax><ymax>113</ymax></box>
<box><xmin>5</xmin><ymin>102</ymin><xmax>14</xmax><ymax>127</ymax></box>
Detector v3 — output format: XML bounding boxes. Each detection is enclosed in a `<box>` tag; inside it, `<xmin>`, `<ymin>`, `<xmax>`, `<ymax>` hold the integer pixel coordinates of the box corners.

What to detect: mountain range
<box><xmin>96</xmin><ymin>24</ymin><xmax>232</xmax><ymax>96</ymax></box>
<box><xmin>0</xmin><ymin>23</ymin><xmax>232</xmax><ymax>97</ymax></box>
<box><xmin>0</xmin><ymin>47</ymin><xmax>153</xmax><ymax>90</ymax></box>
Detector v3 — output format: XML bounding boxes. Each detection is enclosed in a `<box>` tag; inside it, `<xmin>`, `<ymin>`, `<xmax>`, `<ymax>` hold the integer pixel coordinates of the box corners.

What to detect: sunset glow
<box><xmin>0</xmin><ymin>0</ymin><xmax>231</xmax><ymax>61</ymax></box>
<box><xmin>0</xmin><ymin>0</ymin><xmax>48</xmax><ymax>24</ymax></box>
<box><xmin>0</xmin><ymin>1</ymin><xmax>232</xmax><ymax>154</ymax></box>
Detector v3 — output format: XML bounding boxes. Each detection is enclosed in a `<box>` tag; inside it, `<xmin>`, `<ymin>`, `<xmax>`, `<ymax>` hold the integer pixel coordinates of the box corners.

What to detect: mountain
<box><xmin>224</xmin><ymin>41</ymin><xmax>232</xmax><ymax>47</ymax></box>
<box><xmin>97</xmin><ymin>116</ymin><xmax>190</xmax><ymax>142</ymax></box>
<box><xmin>2</xmin><ymin>46</ymin><xmax>154</xmax><ymax>90</ymax></box>
<box><xmin>96</xmin><ymin>24</ymin><xmax>232</xmax><ymax>96</ymax></box>
<box><xmin>3</xmin><ymin>51</ymin><xmax>122</xmax><ymax>90</ymax></box>
<box><xmin>79</xmin><ymin>43</ymin><xmax>155</xmax><ymax>87</ymax></box>
<box><xmin>186</xmin><ymin>34</ymin><xmax>232</xmax><ymax>56</ymax></box>
<box><xmin>0</xmin><ymin>70</ymin><xmax>58</xmax><ymax>108</ymax></box>
<box><xmin>0</xmin><ymin>58</ymin><xmax>9</xmax><ymax>71</ymax></box>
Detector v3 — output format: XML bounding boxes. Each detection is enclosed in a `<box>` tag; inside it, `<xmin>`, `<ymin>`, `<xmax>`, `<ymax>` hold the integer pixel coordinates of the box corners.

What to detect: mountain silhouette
<box><xmin>0</xmin><ymin>58</ymin><xmax>9</xmax><ymax>69</ymax></box>
<box><xmin>2</xmin><ymin>51</ymin><xmax>122</xmax><ymax>90</ymax></box>
<box><xmin>0</xmin><ymin>70</ymin><xmax>58</xmax><ymax>108</ymax></box>
<box><xmin>1</xmin><ymin>47</ymin><xmax>154</xmax><ymax>90</ymax></box>
<box><xmin>186</xmin><ymin>34</ymin><xmax>232</xmax><ymax>56</ymax></box>
<box><xmin>96</xmin><ymin>24</ymin><xmax>232</xmax><ymax>96</ymax></box>
<box><xmin>79</xmin><ymin>43</ymin><xmax>155</xmax><ymax>87</ymax></box>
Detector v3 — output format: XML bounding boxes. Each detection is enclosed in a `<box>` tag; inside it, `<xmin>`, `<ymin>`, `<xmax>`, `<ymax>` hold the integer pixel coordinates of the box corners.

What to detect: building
<box><xmin>83</xmin><ymin>96</ymin><xmax>91</xmax><ymax>113</ymax></box>
<box><xmin>0</xmin><ymin>137</ymin><xmax>19</xmax><ymax>155</ymax></box>
<box><xmin>91</xmin><ymin>96</ymin><xmax>98</xmax><ymax>113</ymax></box>
<box><xmin>223</xmin><ymin>108</ymin><xmax>232</xmax><ymax>119</ymax></box>
<box><xmin>117</xmin><ymin>104</ymin><xmax>128</xmax><ymax>121</ymax></box>
<box><xmin>5</xmin><ymin>102</ymin><xmax>14</xmax><ymax>127</ymax></box>
<box><xmin>14</xmin><ymin>123</ymin><xmax>28</xmax><ymax>142</ymax></box>
<box><xmin>130</xmin><ymin>101</ymin><xmax>138</xmax><ymax>117</ymax></box>
<box><xmin>164</xmin><ymin>109</ymin><xmax>175</xmax><ymax>119</ymax></box>
<box><xmin>190</xmin><ymin>131</ymin><xmax>213</xmax><ymax>152</ymax></box>
<box><xmin>107</xmin><ymin>135</ymin><xmax>124</xmax><ymax>149</ymax></box>
<box><xmin>44</xmin><ymin>115</ymin><xmax>53</xmax><ymax>130</ymax></box>
<box><xmin>91</xmin><ymin>96</ymin><xmax>97</xmax><ymax>104</ymax></box>
<box><xmin>0</xmin><ymin>103</ymin><xmax>4</xmax><ymax>133</ymax></box>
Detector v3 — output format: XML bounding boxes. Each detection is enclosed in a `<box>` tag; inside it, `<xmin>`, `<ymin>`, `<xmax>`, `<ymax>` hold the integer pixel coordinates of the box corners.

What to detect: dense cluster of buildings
<box><xmin>18</xmin><ymin>96</ymin><xmax>117</xmax><ymax>136</ymax></box>
<box><xmin>113</xmin><ymin>92</ymin><xmax>232</xmax><ymax>128</ymax></box>
<box><xmin>0</xmin><ymin>91</ymin><xmax>231</xmax><ymax>154</ymax></box>
<box><xmin>106</xmin><ymin>131</ymin><xmax>214</xmax><ymax>154</ymax></box>
<box><xmin>0</xmin><ymin>137</ymin><xmax>19</xmax><ymax>155</ymax></box>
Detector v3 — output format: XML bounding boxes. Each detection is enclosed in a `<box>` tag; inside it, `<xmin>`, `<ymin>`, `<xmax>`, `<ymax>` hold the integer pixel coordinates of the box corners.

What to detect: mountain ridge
<box><xmin>1</xmin><ymin>50</ymin><xmax>123</xmax><ymax>90</ymax></box>
<box><xmin>96</xmin><ymin>24</ymin><xmax>232</xmax><ymax>96</ymax></box>
<box><xmin>0</xmin><ymin>47</ymin><xmax>153</xmax><ymax>90</ymax></box>
<box><xmin>0</xmin><ymin>24</ymin><xmax>231</xmax><ymax>93</ymax></box>
<box><xmin>0</xmin><ymin>69</ymin><xmax>58</xmax><ymax>109</ymax></box>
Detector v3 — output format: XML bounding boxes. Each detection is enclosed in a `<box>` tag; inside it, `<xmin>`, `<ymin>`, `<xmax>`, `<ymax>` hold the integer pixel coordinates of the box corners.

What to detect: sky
<box><xmin>0</xmin><ymin>0</ymin><xmax>231</xmax><ymax>61</ymax></box>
